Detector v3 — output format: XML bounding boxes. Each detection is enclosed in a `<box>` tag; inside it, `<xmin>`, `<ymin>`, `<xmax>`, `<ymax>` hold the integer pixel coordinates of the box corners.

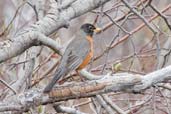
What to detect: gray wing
<box><xmin>43</xmin><ymin>38</ymin><xmax>90</xmax><ymax>93</ymax></box>
<box><xmin>60</xmin><ymin>38</ymin><xmax>90</xmax><ymax>71</ymax></box>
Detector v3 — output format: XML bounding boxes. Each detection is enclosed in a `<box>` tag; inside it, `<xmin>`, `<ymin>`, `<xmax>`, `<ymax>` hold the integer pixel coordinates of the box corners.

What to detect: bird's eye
<box><xmin>89</xmin><ymin>26</ymin><xmax>93</xmax><ymax>30</ymax></box>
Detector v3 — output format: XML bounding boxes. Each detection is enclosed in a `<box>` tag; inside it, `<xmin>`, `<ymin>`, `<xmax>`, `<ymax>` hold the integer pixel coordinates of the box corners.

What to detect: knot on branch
<box><xmin>18</xmin><ymin>89</ymin><xmax>42</xmax><ymax>106</ymax></box>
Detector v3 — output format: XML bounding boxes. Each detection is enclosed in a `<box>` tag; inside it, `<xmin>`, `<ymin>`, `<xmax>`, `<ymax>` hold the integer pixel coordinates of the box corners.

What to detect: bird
<box><xmin>43</xmin><ymin>23</ymin><xmax>100</xmax><ymax>93</ymax></box>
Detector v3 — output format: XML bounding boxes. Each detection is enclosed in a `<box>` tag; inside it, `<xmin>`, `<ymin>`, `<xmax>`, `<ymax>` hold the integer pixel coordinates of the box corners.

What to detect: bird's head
<box><xmin>80</xmin><ymin>23</ymin><xmax>101</xmax><ymax>36</ymax></box>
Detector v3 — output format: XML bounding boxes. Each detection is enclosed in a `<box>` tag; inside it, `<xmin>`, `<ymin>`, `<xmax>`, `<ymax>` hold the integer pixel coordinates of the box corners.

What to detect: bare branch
<box><xmin>54</xmin><ymin>105</ymin><xmax>88</xmax><ymax>114</ymax></box>
<box><xmin>1</xmin><ymin>65</ymin><xmax>171</xmax><ymax>112</ymax></box>
<box><xmin>0</xmin><ymin>0</ymin><xmax>110</xmax><ymax>63</ymax></box>
<box><xmin>121</xmin><ymin>0</ymin><xmax>157</xmax><ymax>34</ymax></box>
<box><xmin>96</xmin><ymin>95</ymin><xmax>115</xmax><ymax>114</ymax></box>
<box><xmin>0</xmin><ymin>32</ymin><xmax>61</xmax><ymax>63</ymax></box>
<box><xmin>149</xmin><ymin>3</ymin><xmax>171</xmax><ymax>31</ymax></box>
<box><xmin>102</xmin><ymin>95</ymin><xmax>126</xmax><ymax>114</ymax></box>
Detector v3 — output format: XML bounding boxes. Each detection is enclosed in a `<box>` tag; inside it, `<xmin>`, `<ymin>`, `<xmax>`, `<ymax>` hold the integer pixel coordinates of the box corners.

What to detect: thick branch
<box><xmin>0</xmin><ymin>32</ymin><xmax>61</xmax><ymax>63</ymax></box>
<box><xmin>1</xmin><ymin>65</ymin><xmax>171</xmax><ymax>112</ymax></box>
<box><xmin>0</xmin><ymin>0</ymin><xmax>110</xmax><ymax>63</ymax></box>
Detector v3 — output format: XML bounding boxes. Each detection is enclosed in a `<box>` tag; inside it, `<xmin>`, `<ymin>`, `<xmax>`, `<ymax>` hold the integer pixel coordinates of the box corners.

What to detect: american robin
<box><xmin>43</xmin><ymin>23</ymin><xmax>100</xmax><ymax>93</ymax></box>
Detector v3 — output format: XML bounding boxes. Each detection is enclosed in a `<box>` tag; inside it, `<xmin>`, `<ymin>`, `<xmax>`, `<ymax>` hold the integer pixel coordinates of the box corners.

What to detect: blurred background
<box><xmin>1</xmin><ymin>0</ymin><xmax>171</xmax><ymax>113</ymax></box>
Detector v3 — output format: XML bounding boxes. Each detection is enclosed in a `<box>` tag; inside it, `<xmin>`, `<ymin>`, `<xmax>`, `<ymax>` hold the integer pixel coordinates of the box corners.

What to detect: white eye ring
<box><xmin>89</xmin><ymin>26</ymin><xmax>93</xmax><ymax>30</ymax></box>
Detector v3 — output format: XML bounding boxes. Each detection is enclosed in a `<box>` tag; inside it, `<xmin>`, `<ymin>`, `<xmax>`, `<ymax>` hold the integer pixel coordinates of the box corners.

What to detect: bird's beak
<box><xmin>94</xmin><ymin>27</ymin><xmax>102</xmax><ymax>33</ymax></box>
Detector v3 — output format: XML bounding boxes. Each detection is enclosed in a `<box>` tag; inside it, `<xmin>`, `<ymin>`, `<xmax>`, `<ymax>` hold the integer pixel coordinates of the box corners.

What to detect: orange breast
<box><xmin>77</xmin><ymin>36</ymin><xmax>93</xmax><ymax>70</ymax></box>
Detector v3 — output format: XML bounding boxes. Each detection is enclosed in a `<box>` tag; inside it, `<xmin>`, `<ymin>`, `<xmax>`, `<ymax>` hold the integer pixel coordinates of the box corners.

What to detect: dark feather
<box><xmin>43</xmin><ymin>30</ymin><xmax>91</xmax><ymax>93</ymax></box>
<box><xmin>43</xmin><ymin>67</ymin><xmax>67</xmax><ymax>93</ymax></box>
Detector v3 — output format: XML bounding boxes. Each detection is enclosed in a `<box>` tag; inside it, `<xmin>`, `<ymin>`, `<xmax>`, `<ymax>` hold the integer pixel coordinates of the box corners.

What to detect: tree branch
<box><xmin>1</xmin><ymin>65</ymin><xmax>171</xmax><ymax>112</ymax></box>
<box><xmin>0</xmin><ymin>0</ymin><xmax>110</xmax><ymax>63</ymax></box>
<box><xmin>0</xmin><ymin>32</ymin><xmax>61</xmax><ymax>63</ymax></box>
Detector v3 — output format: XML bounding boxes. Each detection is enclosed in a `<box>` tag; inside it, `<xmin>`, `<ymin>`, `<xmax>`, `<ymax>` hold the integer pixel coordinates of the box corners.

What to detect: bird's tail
<box><xmin>43</xmin><ymin>67</ymin><xmax>66</xmax><ymax>93</ymax></box>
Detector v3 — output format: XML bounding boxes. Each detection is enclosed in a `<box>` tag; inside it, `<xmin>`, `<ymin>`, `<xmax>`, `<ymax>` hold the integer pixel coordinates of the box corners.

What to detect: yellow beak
<box><xmin>94</xmin><ymin>27</ymin><xmax>102</xmax><ymax>33</ymax></box>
